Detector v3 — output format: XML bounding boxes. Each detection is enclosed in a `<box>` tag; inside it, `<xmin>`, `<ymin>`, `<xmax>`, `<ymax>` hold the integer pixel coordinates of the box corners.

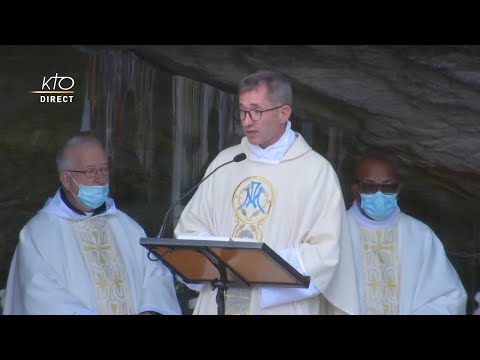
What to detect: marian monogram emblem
<box><xmin>231</xmin><ymin>176</ymin><xmax>274</xmax><ymax>240</ymax></box>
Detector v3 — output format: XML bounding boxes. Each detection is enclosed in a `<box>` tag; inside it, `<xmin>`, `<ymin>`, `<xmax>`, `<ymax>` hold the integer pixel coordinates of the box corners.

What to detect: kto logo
<box><xmin>30</xmin><ymin>73</ymin><xmax>75</xmax><ymax>103</ymax></box>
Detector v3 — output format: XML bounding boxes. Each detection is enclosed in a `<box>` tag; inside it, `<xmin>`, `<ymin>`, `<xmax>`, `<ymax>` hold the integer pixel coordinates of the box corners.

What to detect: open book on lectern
<box><xmin>139</xmin><ymin>235</ymin><xmax>310</xmax><ymax>289</ymax></box>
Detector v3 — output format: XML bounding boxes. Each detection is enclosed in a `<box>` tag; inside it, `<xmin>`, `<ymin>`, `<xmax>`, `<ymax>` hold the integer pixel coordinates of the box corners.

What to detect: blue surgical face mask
<box><xmin>69</xmin><ymin>174</ymin><xmax>109</xmax><ymax>210</ymax></box>
<box><xmin>360</xmin><ymin>191</ymin><xmax>398</xmax><ymax>221</ymax></box>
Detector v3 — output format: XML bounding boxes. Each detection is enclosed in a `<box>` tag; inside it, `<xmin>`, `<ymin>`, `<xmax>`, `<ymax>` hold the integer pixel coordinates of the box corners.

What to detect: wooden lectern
<box><xmin>140</xmin><ymin>236</ymin><xmax>310</xmax><ymax>315</ymax></box>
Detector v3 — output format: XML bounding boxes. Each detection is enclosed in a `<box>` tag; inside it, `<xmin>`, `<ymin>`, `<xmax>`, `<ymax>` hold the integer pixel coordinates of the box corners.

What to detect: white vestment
<box><xmin>347</xmin><ymin>201</ymin><xmax>467</xmax><ymax>315</ymax></box>
<box><xmin>175</xmin><ymin>133</ymin><xmax>360</xmax><ymax>315</ymax></box>
<box><xmin>3</xmin><ymin>189</ymin><xmax>181</xmax><ymax>315</ymax></box>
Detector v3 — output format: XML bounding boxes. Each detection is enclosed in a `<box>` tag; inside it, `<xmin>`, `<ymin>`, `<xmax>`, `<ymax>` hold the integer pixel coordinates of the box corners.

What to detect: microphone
<box><xmin>157</xmin><ymin>152</ymin><xmax>247</xmax><ymax>239</ymax></box>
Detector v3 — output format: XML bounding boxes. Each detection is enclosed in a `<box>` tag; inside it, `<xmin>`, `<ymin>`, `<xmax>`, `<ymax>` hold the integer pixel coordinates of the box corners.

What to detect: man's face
<box><xmin>59</xmin><ymin>143</ymin><xmax>109</xmax><ymax>211</ymax></box>
<box><xmin>352</xmin><ymin>159</ymin><xmax>398</xmax><ymax>205</ymax></box>
<box><xmin>238</xmin><ymin>83</ymin><xmax>291</xmax><ymax>149</ymax></box>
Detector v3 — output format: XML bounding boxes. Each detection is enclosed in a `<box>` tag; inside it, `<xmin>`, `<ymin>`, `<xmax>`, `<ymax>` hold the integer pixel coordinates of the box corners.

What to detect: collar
<box><xmin>349</xmin><ymin>200</ymin><xmax>400</xmax><ymax>229</ymax></box>
<box><xmin>40</xmin><ymin>188</ymin><xmax>117</xmax><ymax>221</ymax></box>
<box><xmin>248</xmin><ymin>120</ymin><xmax>296</xmax><ymax>164</ymax></box>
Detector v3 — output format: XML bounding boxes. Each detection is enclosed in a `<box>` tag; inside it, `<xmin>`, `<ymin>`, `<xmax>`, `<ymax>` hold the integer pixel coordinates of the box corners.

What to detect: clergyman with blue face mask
<box><xmin>2</xmin><ymin>135</ymin><xmax>181</xmax><ymax>315</ymax></box>
<box><xmin>346</xmin><ymin>153</ymin><xmax>466</xmax><ymax>315</ymax></box>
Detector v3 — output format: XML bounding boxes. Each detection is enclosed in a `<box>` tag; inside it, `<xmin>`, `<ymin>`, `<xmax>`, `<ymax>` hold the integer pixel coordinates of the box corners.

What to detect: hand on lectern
<box><xmin>258</xmin><ymin>248</ymin><xmax>321</xmax><ymax>309</ymax></box>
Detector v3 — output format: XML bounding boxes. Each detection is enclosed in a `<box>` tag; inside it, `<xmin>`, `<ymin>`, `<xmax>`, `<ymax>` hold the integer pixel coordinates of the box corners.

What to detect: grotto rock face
<box><xmin>99</xmin><ymin>45</ymin><xmax>480</xmax><ymax>204</ymax></box>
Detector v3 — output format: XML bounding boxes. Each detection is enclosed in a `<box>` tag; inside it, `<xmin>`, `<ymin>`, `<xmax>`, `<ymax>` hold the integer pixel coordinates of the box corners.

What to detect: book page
<box><xmin>176</xmin><ymin>234</ymin><xmax>230</xmax><ymax>242</ymax></box>
<box><xmin>176</xmin><ymin>234</ymin><xmax>259</xmax><ymax>243</ymax></box>
<box><xmin>230</xmin><ymin>237</ymin><xmax>259</xmax><ymax>243</ymax></box>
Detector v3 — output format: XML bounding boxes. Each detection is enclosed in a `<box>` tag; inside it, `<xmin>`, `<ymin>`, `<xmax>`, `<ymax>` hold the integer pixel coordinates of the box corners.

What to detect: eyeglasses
<box><xmin>68</xmin><ymin>166</ymin><xmax>110</xmax><ymax>178</ymax></box>
<box><xmin>356</xmin><ymin>181</ymin><xmax>399</xmax><ymax>195</ymax></box>
<box><xmin>234</xmin><ymin>105</ymin><xmax>285</xmax><ymax>122</ymax></box>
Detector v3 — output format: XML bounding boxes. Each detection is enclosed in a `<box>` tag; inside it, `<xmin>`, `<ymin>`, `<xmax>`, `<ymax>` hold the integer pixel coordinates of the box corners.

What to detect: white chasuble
<box><xmin>347</xmin><ymin>201</ymin><xmax>467</xmax><ymax>315</ymax></box>
<box><xmin>175</xmin><ymin>133</ymin><xmax>360</xmax><ymax>315</ymax></box>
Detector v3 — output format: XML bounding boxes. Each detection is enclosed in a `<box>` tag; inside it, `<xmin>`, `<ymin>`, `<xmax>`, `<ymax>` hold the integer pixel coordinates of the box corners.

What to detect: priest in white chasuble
<box><xmin>347</xmin><ymin>153</ymin><xmax>467</xmax><ymax>315</ymax></box>
<box><xmin>3</xmin><ymin>135</ymin><xmax>181</xmax><ymax>315</ymax></box>
<box><xmin>175</xmin><ymin>70</ymin><xmax>360</xmax><ymax>315</ymax></box>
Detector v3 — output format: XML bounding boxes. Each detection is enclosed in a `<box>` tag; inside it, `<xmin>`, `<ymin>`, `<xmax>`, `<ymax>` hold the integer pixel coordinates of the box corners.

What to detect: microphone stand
<box><xmin>157</xmin><ymin>153</ymin><xmax>247</xmax><ymax>239</ymax></box>
<box><xmin>212</xmin><ymin>261</ymin><xmax>229</xmax><ymax>315</ymax></box>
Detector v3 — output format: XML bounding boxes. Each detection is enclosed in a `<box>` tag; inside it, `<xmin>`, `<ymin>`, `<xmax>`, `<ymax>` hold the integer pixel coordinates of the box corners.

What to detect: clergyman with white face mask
<box><xmin>2</xmin><ymin>135</ymin><xmax>181</xmax><ymax>315</ymax></box>
<box><xmin>347</xmin><ymin>153</ymin><xmax>467</xmax><ymax>315</ymax></box>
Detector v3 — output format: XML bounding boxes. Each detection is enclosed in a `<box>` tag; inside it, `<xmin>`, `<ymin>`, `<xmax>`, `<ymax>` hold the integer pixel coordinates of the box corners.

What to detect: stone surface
<box><xmin>113</xmin><ymin>45</ymin><xmax>480</xmax><ymax>200</ymax></box>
